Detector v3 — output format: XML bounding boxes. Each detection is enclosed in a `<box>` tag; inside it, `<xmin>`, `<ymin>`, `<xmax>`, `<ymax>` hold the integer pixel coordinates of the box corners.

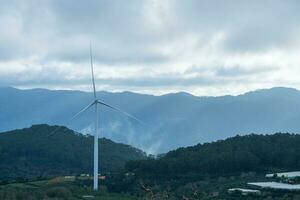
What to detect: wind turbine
<box><xmin>50</xmin><ymin>43</ymin><xmax>144</xmax><ymax>191</ymax></box>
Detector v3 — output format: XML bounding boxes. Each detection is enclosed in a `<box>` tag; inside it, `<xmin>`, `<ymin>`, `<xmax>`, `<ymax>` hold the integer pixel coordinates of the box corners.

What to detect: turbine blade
<box><xmin>90</xmin><ymin>41</ymin><xmax>97</xmax><ymax>99</ymax></box>
<box><xmin>97</xmin><ymin>101</ymin><xmax>146</xmax><ymax>125</ymax></box>
<box><xmin>69</xmin><ymin>101</ymin><xmax>96</xmax><ymax>122</ymax></box>
<box><xmin>47</xmin><ymin>101</ymin><xmax>95</xmax><ymax>137</ymax></box>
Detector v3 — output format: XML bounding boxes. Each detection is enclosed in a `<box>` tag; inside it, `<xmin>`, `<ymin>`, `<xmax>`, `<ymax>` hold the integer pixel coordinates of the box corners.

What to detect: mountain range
<box><xmin>1</xmin><ymin>86</ymin><xmax>300</xmax><ymax>153</ymax></box>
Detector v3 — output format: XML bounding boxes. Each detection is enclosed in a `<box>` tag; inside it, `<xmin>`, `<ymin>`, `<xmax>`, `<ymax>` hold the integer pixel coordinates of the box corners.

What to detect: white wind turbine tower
<box><xmin>52</xmin><ymin>43</ymin><xmax>144</xmax><ymax>191</ymax></box>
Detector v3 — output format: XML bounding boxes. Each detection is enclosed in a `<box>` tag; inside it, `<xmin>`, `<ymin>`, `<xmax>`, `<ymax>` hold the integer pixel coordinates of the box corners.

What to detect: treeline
<box><xmin>126</xmin><ymin>133</ymin><xmax>300</xmax><ymax>177</ymax></box>
<box><xmin>0</xmin><ymin>124</ymin><xmax>146</xmax><ymax>182</ymax></box>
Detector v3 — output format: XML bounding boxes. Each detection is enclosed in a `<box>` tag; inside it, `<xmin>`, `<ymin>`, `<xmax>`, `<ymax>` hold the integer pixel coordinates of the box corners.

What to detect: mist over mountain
<box><xmin>1</xmin><ymin>86</ymin><xmax>300</xmax><ymax>153</ymax></box>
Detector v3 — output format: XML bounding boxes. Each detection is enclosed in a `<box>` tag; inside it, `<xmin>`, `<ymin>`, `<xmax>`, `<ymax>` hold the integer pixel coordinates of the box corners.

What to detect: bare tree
<box><xmin>139</xmin><ymin>180</ymin><xmax>171</xmax><ymax>200</ymax></box>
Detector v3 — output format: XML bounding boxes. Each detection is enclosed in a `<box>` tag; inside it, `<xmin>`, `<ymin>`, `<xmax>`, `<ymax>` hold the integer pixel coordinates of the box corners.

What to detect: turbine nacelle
<box><xmin>67</xmin><ymin>98</ymin><xmax>144</xmax><ymax>126</ymax></box>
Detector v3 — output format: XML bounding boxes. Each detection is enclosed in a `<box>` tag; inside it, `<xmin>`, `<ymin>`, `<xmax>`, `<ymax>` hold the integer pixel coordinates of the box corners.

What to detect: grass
<box><xmin>0</xmin><ymin>178</ymin><xmax>137</xmax><ymax>200</ymax></box>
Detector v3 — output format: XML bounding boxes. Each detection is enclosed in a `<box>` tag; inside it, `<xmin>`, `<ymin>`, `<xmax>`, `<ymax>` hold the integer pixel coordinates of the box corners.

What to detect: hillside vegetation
<box><xmin>126</xmin><ymin>133</ymin><xmax>300</xmax><ymax>177</ymax></box>
<box><xmin>0</xmin><ymin>124</ymin><xmax>146</xmax><ymax>182</ymax></box>
<box><xmin>1</xmin><ymin>131</ymin><xmax>300</xmax><ymax>199</ymax></box>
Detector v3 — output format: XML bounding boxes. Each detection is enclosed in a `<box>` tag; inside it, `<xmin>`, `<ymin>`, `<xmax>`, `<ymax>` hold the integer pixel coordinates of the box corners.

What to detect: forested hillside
<box><xmin>0</xmin><ymin>124</ymin><xmax>146</xmax><ymax>182</ymax></box>
<box><xmin>126</xmin><ymin>133</ymin><xmax>300</xmax><ymax>177</ymax></box>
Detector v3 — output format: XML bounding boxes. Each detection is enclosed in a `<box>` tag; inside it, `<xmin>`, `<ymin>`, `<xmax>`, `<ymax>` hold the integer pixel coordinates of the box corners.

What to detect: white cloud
<box><xmin>1</xmin><ymin>0</ymin><xmax>300</xmax><ymax>96</ymax></box>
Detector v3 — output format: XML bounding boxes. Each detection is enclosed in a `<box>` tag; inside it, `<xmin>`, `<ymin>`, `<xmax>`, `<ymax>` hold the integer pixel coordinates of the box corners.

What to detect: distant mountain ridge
<box><xmin>1</xmin><ymin>86</ymin><xmax>300</xmax><ymax>153</ymax></box>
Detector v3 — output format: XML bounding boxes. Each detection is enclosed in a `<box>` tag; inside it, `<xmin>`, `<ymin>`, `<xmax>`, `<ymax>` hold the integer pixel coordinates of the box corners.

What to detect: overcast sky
<box><xmin>1</xmin><ymin>0</ymin><xmax>300</xmax><ymax>96</ymax></box>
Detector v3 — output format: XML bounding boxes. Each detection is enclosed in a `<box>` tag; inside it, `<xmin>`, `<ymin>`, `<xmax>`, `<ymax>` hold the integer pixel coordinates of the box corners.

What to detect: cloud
<box><xmin>0</xmin><ymin>0</ymin><xmax>300</xmax><ymax>96</ymax></box>
<box><xmin>215</xmin><ymin>66</ymin><xmax>278</xmax><ymax>77</ymax></box>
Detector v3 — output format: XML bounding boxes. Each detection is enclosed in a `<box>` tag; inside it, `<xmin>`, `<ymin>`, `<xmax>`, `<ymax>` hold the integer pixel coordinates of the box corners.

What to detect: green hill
<box><xmin>0</xmin><ymin>124</ymin><xmax>146</xmax><ymax>182</ymax></box>
<box><xmin>126</xmin><ymin>133</ymin><xmax>300</xmax><ymax>177</ymax></box>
